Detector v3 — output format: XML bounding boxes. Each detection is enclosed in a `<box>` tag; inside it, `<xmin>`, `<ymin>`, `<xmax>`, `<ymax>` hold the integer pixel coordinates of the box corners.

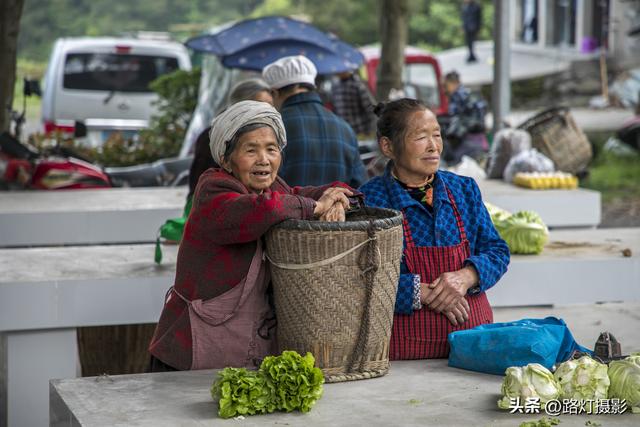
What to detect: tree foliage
<box><xmin>18</xmin><ymin>0</ymin><xmax>494</xmax><ymax>61</ymax></box>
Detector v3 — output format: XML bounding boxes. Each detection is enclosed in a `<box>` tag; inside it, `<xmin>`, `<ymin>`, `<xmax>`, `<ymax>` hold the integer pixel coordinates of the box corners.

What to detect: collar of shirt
<box><xmin>281</xmin><ymin>91</ymin><xmax>323</xmax><ymax>109</ymax></box>
<box><xmin>381</xmin><ymin>162</ymin><xmax>452</xmax><ymax>212</ymax></box>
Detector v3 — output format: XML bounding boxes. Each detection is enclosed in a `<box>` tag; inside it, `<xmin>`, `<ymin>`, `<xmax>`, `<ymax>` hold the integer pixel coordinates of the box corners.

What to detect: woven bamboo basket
<box><xmin>517</xmin><ymin>106</ymin><xmax>592</xmax><ymax>174</ymax></box>
<box><xmin>265</xmin><ymin>207</ymin><xmax>403</xmax><ymax>383</ymax></box>
<box><xmin>77</xmin><ymin>324</ymin><xmax>156</xmax><ymax>376</ymax></box>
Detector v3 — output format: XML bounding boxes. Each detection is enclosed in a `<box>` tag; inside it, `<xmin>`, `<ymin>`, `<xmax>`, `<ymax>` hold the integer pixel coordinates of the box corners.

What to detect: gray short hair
<box><xmin>228</xmin><ymin>78</ymin><xmax>271</xmax><ymax>105</ymax></box>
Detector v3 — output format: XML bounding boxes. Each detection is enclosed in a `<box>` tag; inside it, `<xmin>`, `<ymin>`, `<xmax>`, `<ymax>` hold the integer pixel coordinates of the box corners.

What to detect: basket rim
<box><xmin>272</xmin><ymin>207</ymin><xmax>403</xmax><ymax>231</ymax></box>
<box><xmin>517</xmin><ymin>105</ymin><xmax>570</xmax><ymax>130</ymax></box>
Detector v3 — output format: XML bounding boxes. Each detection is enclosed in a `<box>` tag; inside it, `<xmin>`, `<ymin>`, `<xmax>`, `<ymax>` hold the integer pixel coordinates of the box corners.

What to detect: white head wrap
<box><xmin>208</xmin><ymin>100</ymin><xmax>287</xmax><ymax>166</ymax></box>
<box><xmin>262</xmin><ymin>55</ymin><xmax>317</xmax><ymax>89</ymax></box>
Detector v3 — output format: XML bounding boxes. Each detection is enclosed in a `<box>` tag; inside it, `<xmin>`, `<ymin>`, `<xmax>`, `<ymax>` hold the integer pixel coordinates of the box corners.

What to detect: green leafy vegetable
<box><xmin>608</xmin><ymin>353</ymin><xmax>640</xmax><ymax>413</ymax></box>
<box><xmin>492</xmin><ymin>210</ymin><xmax>549</xmax><ymax>255</ymax></box>
<box><xmin>484</xmin><ymin>202</ymin><xmax>512</xmax><ymax>222</ymax></box>
<box><xmin>210</xmin><ymin>351</ymin><xmax>324</xmax><ymax>418</ymax></box>
<box><xmin>498</xmin><ymin>364</ymin><xmax>561</xmax><ymax>410</ymax></box>
<box><xmin>210</xmin><ymin>367</ymin><xmax>276</xmax><ymax>419</ymax></box>
<box><xmin>260</xmin><ymin>351</ymin><xmax>324</xmax><ymax>413</ymax></box>
<box><xmin>553</xmin><ymin>356</ymin><xmax>609</xmax><ymax>401</ymax></box>
<box><xmin>519</xmin><ymin>417</ymin><xmax>560</xmax><ymax>427</ymax></box>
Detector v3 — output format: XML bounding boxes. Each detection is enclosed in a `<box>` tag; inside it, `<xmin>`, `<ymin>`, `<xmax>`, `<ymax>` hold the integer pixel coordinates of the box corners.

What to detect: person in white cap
<box><xmin>262</xmin><ymin>55</ymin><xmax>367</xmax><ymax>188</ymax></box>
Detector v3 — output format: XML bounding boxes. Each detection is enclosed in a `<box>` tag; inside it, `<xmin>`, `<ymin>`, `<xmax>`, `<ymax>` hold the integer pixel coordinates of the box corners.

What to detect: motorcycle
<box><xmin>1</xmin><ymin>79</ymin><xmax>191</xmax><ymax>190</ymax></box>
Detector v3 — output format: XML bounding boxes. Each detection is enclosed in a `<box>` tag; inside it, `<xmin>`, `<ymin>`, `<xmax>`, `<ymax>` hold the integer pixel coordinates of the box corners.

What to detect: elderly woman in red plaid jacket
<box><xmin>149</xmin><ymin>100</ymin><xmax>358</xmax><ymax>371</ymax></box>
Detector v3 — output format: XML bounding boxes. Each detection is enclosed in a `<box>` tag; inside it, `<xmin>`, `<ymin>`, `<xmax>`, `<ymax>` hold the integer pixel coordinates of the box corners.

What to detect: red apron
<box><xmin>390</xmin><ymin>188</ymin><xmax>493</xmax><ymax>360</ymax></box>
<box><xmin>172</xmin><ymin>240</ymin><xmax>276</xmax><ymax>369</ymax></box>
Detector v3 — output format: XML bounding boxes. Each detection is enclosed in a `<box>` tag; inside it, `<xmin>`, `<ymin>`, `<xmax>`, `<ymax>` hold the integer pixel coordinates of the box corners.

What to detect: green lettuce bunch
<box><xmin>261</xmin><ymin>351</ymin><xmax>324</xmax><ymax>413</ymax></box>
<box><xmin>498</xmin><ymin>363</ymin><xmax>561</xmax><ymax>410</ymax></box>
<box><xmin>211</xmin><ymin>351</ymin><xmax>324</xmax><ymax>418</ymax></box>
<box><xmin>492</xmin><ymin>210</ymin><xmax>548</xmax><ymax>255</ymax></box>
<box><xmin>608</xmin><ymin>354</ymin><xmax>640</xmax><ymax>413</ymax></box>
<box><xmin>553</xmin><ymin>355</ymin><xmax>610</xmax><ymax>401</ymax></box>
<box><xmin>210</xmin><ymin>367</ymin><xmax>276</xmax><ymax>419</ymax></box>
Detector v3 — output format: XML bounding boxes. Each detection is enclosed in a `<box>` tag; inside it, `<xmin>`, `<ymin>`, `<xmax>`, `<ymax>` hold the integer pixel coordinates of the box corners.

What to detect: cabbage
<box><xmin>498</xmin><ymin>363</ymin><xmax>561</xmax><ymax>409</ymax></box>
<box><xmin>608</xmin><ymin>354</ymin><xmax>640</xmax><ymax>413</ymax></box>
<box><xmin>553</xmin><ymin>356</ymin><xmax>609</xmax><ymax>401</ymax></box>
<box><xmin>485</xmin><ymin>202</ymin><xmax>512</xmax><ymax>222</ymax></box>
<box><xmin>493</xmin><ymin>210</ymin><xmax>548</xmax><ymax>255</ymax></box>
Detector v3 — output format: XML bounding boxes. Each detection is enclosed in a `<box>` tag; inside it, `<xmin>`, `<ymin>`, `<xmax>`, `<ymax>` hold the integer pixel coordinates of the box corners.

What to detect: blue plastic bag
<box><xmin>447</xmin><ymin>317</ymin><xmax>591</xmax><ymax>375</ymax></box>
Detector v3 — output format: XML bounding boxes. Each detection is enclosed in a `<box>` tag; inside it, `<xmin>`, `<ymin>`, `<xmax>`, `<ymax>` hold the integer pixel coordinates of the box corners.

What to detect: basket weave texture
<box><xmin>265</xmin><ymin>207</ymin><xmax>403</xmax><ymax>382</ymax></box>
<box><xmin>518</xmin><ymin>106</ymin><xmax>592</xmax><ymax>174</ymax></box>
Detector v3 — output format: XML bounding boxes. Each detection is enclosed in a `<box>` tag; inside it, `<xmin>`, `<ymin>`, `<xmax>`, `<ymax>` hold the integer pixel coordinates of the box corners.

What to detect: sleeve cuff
<box><xmin>299</xmin><ymin>196</ymin><xmax>316</xmax><ymax>220</ymax></box>
<box><xmin>411</xmin><ymin>274</ymin><xmax>422</xmax><ymax>310</ymax></box>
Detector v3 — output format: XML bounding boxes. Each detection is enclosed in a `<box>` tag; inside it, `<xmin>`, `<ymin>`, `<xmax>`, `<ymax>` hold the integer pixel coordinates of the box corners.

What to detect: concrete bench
<box><xmin>477</xmin><ymin>179</ymin><xmax>601</xmax><ymax>229</ymax></box>
<box><xmin>0</xmin><ymin>180</ymin><xmax>601</xmax><ymax>248</ymax></box>
<box><xmin>0</xmin><ymin>187</ymin><xmax>187</xmax><ymax>247</ymax></box>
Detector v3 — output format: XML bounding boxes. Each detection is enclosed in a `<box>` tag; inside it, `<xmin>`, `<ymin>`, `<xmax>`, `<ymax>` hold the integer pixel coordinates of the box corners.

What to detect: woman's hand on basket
<box><xmin>314</xmin><ymin>187</ymin><xmax>352</xmax><ymax>219</ymax></box>
<box><xmin>319</xmin><ymin>203</ymin><xmax>346</xmax><ymax>222</ymax></box>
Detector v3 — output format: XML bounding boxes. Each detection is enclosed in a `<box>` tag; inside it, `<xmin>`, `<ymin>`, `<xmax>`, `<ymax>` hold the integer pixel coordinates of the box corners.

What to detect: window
<box><xmin>63</xmin><ymin>53</ymin><xmax>179</xmax><ymax>92</ymax></box>
<box><xmin>403</xmin><ymin>63</ymin><xmax>440</xmax><ymax>109</ymax></box>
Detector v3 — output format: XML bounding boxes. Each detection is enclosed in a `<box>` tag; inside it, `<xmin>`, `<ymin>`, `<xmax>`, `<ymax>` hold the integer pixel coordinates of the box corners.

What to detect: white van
<box><xmin>41</xmin><ymin>36</ymin><xmax>191</xmax><ymax>146</ymax></box>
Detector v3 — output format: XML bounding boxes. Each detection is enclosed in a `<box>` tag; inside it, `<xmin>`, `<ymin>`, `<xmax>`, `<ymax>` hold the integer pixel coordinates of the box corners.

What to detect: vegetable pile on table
<box><xmin>485</xmin><ymin>202</ymin><xmax>548</xmax><ymax>255</ymax></box>
<box><xmin>211</xmin><ymin>350</ymin><xmax>324</xmax><ymax>419</ymax></box>
<box><xmin>498</xmin><ymin>354</ymin><xmax>640</xmax><ymax>414</ymax></box>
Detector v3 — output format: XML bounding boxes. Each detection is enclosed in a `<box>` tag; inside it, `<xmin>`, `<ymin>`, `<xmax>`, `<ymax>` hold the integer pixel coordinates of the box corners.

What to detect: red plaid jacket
<box><xmin>149</xmin><ymin>168</ymin><xmax>351</xmax><ymax>370</ymax></box>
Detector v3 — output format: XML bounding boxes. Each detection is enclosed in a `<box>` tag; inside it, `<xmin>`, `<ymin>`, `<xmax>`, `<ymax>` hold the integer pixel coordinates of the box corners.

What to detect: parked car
<box><xmin>41</xmin><ymin>35</ymin><xmax>191</xmax><ymax>147</ymax></box>
<box><xmin>359</xmin><ymin>45</ymin><xmax>448</xmax><ymax>117</ymax></box>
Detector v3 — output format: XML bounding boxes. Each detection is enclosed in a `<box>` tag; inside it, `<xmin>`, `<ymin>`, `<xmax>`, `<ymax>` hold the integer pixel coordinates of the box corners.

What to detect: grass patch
<box><xmin>581</xmin><ymin>151</ymin><xmax>640</xmax><ymax>201</ymax></box>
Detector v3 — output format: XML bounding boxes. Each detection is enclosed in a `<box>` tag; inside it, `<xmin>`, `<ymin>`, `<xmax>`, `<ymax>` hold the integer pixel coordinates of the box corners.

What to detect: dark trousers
<box><xmin>465</xmin><ymin>30</ymin><xmax>478</xmax><ymax>60</ymax></box>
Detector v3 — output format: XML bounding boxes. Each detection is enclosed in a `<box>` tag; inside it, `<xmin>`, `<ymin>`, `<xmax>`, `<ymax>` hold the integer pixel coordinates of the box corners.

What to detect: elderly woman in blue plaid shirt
<box><xmin>360</xmin><ymin>98</ymin><xmax>509</xmax><ymax>360</ymax></box>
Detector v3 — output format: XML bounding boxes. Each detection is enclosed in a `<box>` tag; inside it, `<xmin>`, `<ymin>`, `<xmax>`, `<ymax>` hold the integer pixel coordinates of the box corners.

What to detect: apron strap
<box><xmin>171</xmin><ymin>239</ymin><xmax>265</xmax><ymax>326</ymax></box>
<box><xmin>400</xmin><ymin>211</ymin><xmax>416</xmax><ymax>248</ymax></box>
<box><xmin>445</xmin><ymin>187</ymin><xmax>468</xmax><ymax>242</ymax></box>
<box><xmin>400</xmin><ymin>185</ymin><xmax>468</xmax><ymax>245</ymax></box>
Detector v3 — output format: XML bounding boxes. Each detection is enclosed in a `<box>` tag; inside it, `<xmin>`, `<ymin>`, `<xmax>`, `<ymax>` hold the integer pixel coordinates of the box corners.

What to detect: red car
<box><xmin>360</xmin><ymin>45</ymin><xmax>448</xmax><ymax>117</ymax></box>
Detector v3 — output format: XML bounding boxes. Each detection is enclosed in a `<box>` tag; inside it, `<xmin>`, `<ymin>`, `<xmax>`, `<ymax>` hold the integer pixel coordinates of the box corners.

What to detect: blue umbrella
<box><xmin>185</xmin><ymin>16</ymin><xmax>364</xmax><ymax>74</ymax></box>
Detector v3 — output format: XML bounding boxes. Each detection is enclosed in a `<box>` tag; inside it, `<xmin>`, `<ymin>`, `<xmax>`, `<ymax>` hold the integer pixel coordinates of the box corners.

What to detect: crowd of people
<box><xmin>148</xmin><ymin>53</ymin><xmax>508</xmax><ymax>371</ymax></box>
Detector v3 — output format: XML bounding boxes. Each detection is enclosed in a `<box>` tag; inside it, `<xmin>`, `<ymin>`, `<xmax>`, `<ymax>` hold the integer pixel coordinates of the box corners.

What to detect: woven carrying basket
<box><xmin>265</xmin><ymin>207</ymin><xmax>403</xmax><ymax>383</ymax></box>
<box><xmin>517</xmin><ymin>106</ymin><xmax>592</xmax><ymax>174</ymax></box>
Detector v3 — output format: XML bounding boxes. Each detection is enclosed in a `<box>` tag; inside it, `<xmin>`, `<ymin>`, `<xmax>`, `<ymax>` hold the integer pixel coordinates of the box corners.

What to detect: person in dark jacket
<box><xmin>462</xmin><ymin>0</ymin><xmax>482</xmax><ymax>63</ymax></box>
<box><xmin>262</xmin><ymin>55</ymin><xmax>367</xmax><ymax>188</ymax></box>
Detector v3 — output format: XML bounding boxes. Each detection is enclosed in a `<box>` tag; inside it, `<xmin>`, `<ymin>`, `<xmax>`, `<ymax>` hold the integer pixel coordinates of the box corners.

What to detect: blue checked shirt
<box><xmin>278</xmin><ymin>92</ymin><xmax>367</xmax><ymax>188</ymax></box>
<box><xmin>360</xmin><ymin>164</ymin><xmax>510</xmax><ymax>314</ymax></box>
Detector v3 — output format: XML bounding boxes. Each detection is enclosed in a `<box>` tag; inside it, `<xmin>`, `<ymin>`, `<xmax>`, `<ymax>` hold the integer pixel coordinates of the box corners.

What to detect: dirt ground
<box><xmin>600</xmin><ymin>195</ymin><xmax>640</xmax><ymax>228</ymax></box>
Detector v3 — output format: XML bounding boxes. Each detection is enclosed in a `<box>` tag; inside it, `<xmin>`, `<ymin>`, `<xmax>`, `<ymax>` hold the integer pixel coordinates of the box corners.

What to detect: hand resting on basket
<box><xmin>313</xmin><ymin>187</ymin><xmax>352</xmax><ymax>222</ymax></box>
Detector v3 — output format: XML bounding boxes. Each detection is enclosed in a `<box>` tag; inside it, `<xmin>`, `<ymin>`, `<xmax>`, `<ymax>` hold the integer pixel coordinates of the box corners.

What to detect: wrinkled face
<box><xmin>253</xmin><ymin>90</ymin><xmax>274</xmax><ymax>106</ymax></box>
<box><xmin>221</xmin><ymin>126</ymin><xmax>281</xmax><ymax>193</ymax></box>
<box><xmin>393</xmin><ymin>109</ymin><xmax>443</xmax><ymax>181</ymax></box>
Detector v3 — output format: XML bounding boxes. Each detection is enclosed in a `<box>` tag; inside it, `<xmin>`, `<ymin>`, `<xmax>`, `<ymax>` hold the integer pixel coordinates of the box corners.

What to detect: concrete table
<box><xmin>488</xmin><ymin>227</ymin><xmax>640</xmax><ymax>306</ymax></box>
<box><xmin>3</xmin><ymin>229</ymin><xmax>639</xmax><ymax>426</ymax></box>
<box><xmin>0</xmin><ymin>244</ymin><xmax>178</xmax><ymax>427</ymax></box>
<box><xmin>477</xmin><ymin>179</ymin><xmax>601</xmax><ymax>229</ymax></box>
<box><xmin>50</xmin><ymin>359</ymin><xmax>639</xmax><ymax>427</ymax></box>
<box><xmin>0</xmin><ymin>187</ymin><xmax>187</xmax><ymax>247</ymax></box>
